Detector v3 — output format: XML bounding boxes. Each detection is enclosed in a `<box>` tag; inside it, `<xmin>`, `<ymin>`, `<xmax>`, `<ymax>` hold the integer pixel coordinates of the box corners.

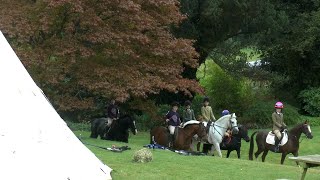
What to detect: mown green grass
<box><xmin>74</xmin><ymin>126</ymin><xmax>320</xmax><ymax>180</ymax></box>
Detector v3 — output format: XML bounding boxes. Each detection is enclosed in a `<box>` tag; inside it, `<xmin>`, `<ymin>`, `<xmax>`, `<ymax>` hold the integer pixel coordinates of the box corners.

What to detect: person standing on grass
<box><xmin>182</xmin><ymin>100</ymin><xmax>196</xmax><ymax>123</ymax></box>
<box><xmin>201</xmin><ymin>97</ymin><xmax>216</xmax><ymax>122</ymax></box>
<box><xmin>165</xmin><ymin>101</ymin><xmax>181</xmax><ymax>147</ymax></box>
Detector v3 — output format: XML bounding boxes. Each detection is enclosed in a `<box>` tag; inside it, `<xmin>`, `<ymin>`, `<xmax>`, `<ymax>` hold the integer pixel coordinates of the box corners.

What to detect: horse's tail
<box><xmin>249</xmin><ymin>131</ymin><xmax>258</xmax><ymax>160</ymax></box>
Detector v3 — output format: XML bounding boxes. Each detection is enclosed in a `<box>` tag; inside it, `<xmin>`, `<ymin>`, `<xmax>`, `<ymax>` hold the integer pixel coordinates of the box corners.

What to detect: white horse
<box><xmin>191</xmin><ymin>113</ymin><xmax>239</xmax><ymax>157</ymax></box>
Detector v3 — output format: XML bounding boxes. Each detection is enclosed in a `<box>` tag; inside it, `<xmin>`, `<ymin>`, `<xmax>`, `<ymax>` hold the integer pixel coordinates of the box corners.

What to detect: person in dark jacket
<box><xmin>165</xmin><ymin>101</ymin><xmax>181</xmax><ymax>147</ymax></box>
<box><xmin>106</xmin><ymin>99</ymin><xmax>120</xmax><ymax>128</ymax></box>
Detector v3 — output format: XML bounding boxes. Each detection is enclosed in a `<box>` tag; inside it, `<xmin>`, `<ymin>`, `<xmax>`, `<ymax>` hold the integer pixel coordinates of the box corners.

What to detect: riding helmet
<box><xmin>171</xmin><ymin>101</ymin><xmax>180</xmax><ymax>107</ymax></box>
<box><xmin>184</xmin><ymin>100</ymin><xmax>192</xmax><ymax>106</ymax></box>
<box><xmin>221</xmin><ymin>110</ymin><xmax>230</xmax><ymax>116</ymax></box>
<box><xmin>203</xmin><ymin>96</ymin><xmax>210</xmax><ymax>103</ymax></box>
<box><xmin>274</xmin><ymin>101</ymin><xmax>284</xmax><ymax>109</ymax></box>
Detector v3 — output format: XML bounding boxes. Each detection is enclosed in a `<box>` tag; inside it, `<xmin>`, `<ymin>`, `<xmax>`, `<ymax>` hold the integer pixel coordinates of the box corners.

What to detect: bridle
<box><xmin>211</xmin><ymin>115</ymin><xmax>238</xmax><ymax>138</ymax></box>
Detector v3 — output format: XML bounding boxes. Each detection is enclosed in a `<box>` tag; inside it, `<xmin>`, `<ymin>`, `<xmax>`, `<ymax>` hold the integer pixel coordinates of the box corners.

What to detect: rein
<box><xmin>210</xmin><ymin>116</ymin><xmax>237</xmax><ymax>138</ymax></box>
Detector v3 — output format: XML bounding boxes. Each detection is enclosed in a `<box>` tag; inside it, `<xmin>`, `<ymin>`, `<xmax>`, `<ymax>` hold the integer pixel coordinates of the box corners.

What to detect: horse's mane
<box><xmin>119</xmin><ymin>114</ymin><xmax>133</xmax><ymax>120</ymax></box>
<box><xmin>289</xmin><ymin>123</ymin><xmax>305</xmax><ymax>134</ymax></box>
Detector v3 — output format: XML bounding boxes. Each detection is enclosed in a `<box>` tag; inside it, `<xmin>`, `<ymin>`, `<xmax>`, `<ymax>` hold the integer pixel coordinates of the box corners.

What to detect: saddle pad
<box><xmin>266</xmin><ymin>131</ymin><xmax>288</xmax><ymax>146</ymax></box>
<box><xmin>182</xmin><ymin>120</ymin><xmax>200</xmax><ymax>128</ymax></box>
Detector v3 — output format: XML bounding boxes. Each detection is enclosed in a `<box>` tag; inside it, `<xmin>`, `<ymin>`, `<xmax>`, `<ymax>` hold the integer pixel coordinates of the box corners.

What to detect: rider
<box><xmin>221</xmin><ymin>110</ymin><xmax>232</xmax><ymax>148</ymax></box>
<box><xmin>201</xmin><ymin>97</ymin><xmax>216</xmax><ymax>122</ymax></box>
<box><xmin>272</xmin><ymin>101</ymin><xmax>287</xmax><ymax>152</ymax></box>
<box><xmin>182</xmin><ymin>100</ymin><xmax>196</xmax><ymax>123</ymax></box>
<box><xmin>106</xmin><ymin>99</ymin><xmax>120</xmax><ymax>128</ymax></box>
<box><xmin>165</xmin><ymin>101</ymin><xmax>181</xmax><ymax>147</ymax></box>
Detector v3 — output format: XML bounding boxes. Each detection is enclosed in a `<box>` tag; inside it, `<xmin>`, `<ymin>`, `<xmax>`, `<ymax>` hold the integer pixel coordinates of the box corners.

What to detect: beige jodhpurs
<box><xmin>274</xmin><ymin>129</ymin><xmax>282</xmax><ymax>139</ymax></box>
<box><xmin>168</xmin><ymin>125</ymin><xmax>175</xmax><ymax>135</ymax></box>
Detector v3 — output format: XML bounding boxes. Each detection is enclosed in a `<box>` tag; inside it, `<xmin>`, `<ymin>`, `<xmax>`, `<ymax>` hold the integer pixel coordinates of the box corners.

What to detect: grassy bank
<box><xmin>74</xmin><ymin>126</ymin><xmax>320</xmax><ymax>180</ymax></box>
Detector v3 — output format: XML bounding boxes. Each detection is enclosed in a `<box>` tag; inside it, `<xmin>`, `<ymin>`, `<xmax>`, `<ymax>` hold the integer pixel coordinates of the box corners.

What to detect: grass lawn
<box><xmin>74</xmin><ymin>126</ymin><xmax>320</xmax><ymax>180</ymax></box>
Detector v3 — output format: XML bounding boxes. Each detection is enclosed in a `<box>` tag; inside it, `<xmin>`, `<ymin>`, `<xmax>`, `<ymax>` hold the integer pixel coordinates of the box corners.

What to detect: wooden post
<box><xmin>300</xmin><ymin>166</ymin><xmax>308</xmax><ymax>180</ymax></box>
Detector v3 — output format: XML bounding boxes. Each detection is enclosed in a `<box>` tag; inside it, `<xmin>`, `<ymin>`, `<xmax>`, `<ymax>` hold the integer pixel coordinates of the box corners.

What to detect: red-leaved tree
<box><xmin>0</xmin><ymin>0</ymin><xmax>202</xmax><ymax>115</ymax></box>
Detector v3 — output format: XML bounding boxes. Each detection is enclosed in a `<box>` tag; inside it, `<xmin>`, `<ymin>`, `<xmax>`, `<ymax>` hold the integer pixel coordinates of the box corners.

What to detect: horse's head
<box><xmin>121</xmin><ymin>115</ymin><xmax>138</xmax><ymax>135</ymax></box>
<box><xmin>196</xmin><ymin>122</ymin><xmax>207</xmax><ymax>140</ymax></box>
<box><xmin>229</xmin><ymin>113</ymin><xmax>239</xmax><ymax>134</ymax></box>
<box><xmin>302</xmin><ymin>120</ymin><xmax>313</xmax><ymax>139</ymax></box>
<box><xmin>238</xmin><ymin>125</ymin><xmax>250</xmax><ymax>142</ymax></box>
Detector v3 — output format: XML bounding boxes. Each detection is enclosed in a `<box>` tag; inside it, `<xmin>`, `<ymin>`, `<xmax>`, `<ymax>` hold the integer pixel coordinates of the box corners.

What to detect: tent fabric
<box><xmin>0</xmin><ymin>31</ymin><xmax>112</xmax><ymax>180</ymax></box>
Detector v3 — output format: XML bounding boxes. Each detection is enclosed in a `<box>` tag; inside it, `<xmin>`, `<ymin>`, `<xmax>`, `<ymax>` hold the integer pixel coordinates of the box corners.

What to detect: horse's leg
<box><xmin>280</xmin><ymin>152</ymin><xmax>288</xmax><ymax>165</ymax></box>
<box><xmin>90</xmin><ymin>119</ymin><xmax>97</xmax><ymax>138</ymax></box>
<box><xmin>213</xmin><ymin>142</ymin><xmax>222</xmax><ymax>157</ymax></box>
<box><xmin>190</xmin><ymin>137</ymin><xmax>196</xmax><ymax>151</ymax></box>
<box><xmin>292</xmin><ymin>151</ymin><xmax>299</xmax><ymax>166</ymax></box>
<box><xmin>236</xmin><ymin>148</ymin><xmax>240</xmax><ymax>159</ymax></box>
<box><xmin>197</xmin><ymin>142</ymin><xmax>201</xmax><ymax>151</ymax></box>
<box><xmin>261</xmin><ymin>150</ymin><xmax>269</xmax><ymax>162</ymax></box>
<box><xmin>226</xmin><ymin>150</ymin><xmax>231</xmax><ymax>158</ymax></box>
<box><xmin>254</xmin><ymin>143</ymin><xmax>265</xmax><ymax>160</ymax></box>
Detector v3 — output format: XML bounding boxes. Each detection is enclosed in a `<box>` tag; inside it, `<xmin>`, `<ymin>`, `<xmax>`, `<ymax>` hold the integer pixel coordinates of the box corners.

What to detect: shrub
<box><xmin>299</xmin><ymin>87</ymin><xmax>320</xmax><ymax>116</ymax></box>
<box><xmin>242</xmin><ymin>100</ymin><xmax>302</xmax><ymax>128</ymax></box>
<box><xmin>133</xmin><ymin>148</ymin><xmax>153</xmax><ymax>163</ymax></box>
<box><xmin>301</xmin><ymin>115</ymin><xmax>320</xmax><ymax>126</ymax></box>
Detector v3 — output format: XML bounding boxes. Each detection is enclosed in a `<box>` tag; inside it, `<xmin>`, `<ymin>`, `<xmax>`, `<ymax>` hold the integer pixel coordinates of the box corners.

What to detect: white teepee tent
<box><xmin>0</xmin><ymin>31</ymin><xmax>112</xmax><ymax>180</ymax></box>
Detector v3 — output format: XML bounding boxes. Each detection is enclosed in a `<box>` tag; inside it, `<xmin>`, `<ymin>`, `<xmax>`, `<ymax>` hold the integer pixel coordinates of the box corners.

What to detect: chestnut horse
<box><xmin>150</xmin><ymin>121</ymin><xmax>207</xmax><ymax>150</ymax></box>
<box><xmin>249</xmin><ymin>121</ymin><xmax>313</xmax><ymax>164</ymax></box>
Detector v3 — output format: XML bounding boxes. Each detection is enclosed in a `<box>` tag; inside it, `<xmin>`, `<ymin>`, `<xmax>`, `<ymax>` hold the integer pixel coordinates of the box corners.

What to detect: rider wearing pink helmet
<box><xmin>272</xmin><ymin>101</ymin><xmax>287</xmax><ymax>152</ymax></box>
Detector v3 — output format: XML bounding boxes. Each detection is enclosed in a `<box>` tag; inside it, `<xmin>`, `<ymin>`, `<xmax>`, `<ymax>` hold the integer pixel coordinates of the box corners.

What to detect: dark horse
<box><xmin>150</xmin><ymin>121</ymin><xmax>207</xmax><ymax>150</ymax></box>
<box><xmin>249</xmin><ymin>121</ymin><xmax>313</xmax><ymax>164</ymax></box>
<box><xmin>201</xmin><ymin>125</ymin><xmax>250</xmax><ymax>158</ymax></box>
<box><xmin>220</xmin><ymin>125</ymin><xmax>250</xmax><ymax>158</ymax></box>
<box><xmin>90</xmin><ymin>115</ymin><xmax>137</xmax><ymax>143</ymax></box>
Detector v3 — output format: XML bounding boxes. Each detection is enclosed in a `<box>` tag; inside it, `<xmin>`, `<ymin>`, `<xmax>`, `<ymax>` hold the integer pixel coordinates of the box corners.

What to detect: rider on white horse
<box><xmin>272</xmin><ymin>101</ymin><xmax>287</xmax><ymax>152</ymax></box>
<box><xmin>201</xmin><ymin>97</ymin><xmax>216</xmax><ymax>122</ymax></box>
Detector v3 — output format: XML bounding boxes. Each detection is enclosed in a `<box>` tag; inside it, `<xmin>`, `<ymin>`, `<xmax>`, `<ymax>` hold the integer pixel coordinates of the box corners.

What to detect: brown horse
<box><xmin>150</xmin><ymin>121</ymin><xmax>207</xmax><ymax>150</ymax></box>
<box><xmin>249</xmin><ymin>121</ymin><xmax>313</xmax><ymax>164</ymax></box>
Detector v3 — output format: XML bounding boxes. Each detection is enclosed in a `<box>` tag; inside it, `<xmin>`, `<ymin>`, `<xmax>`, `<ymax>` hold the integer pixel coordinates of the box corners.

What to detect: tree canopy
<box><xmin>0</xmin><ymin>0</ymin><xmax>203</xmax><ymax>113</ymax></box>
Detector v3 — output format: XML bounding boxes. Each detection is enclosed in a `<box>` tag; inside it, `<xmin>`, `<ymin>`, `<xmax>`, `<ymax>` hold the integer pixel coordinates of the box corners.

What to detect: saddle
<box><xmin>266</xmin><ymin>131</ymin><xmax>288</xmax><ymax>146</ymax></box>
<box><xmin>106</xmin><ymin>120</ymin><xmax>118</xmax><ymax>134</ymax></box>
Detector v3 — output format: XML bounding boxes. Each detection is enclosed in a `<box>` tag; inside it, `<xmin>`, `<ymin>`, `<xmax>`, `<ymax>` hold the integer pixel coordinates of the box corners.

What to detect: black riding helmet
<box><xmin>171</xmin><ymin>101</ymin><xmax>180</xmax><ymax>107</ymax></box>
<box><xmin>184</xmin><ymin>100</ymin><xmax>192</xmax><ymax>106</ymax></box>
<box><xmin>203</xmin><ymin>96</ymin><xmax>210</xmax><ymax>103</ymax></box>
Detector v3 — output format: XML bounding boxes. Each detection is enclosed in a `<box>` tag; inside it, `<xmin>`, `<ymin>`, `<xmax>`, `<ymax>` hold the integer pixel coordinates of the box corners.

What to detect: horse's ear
<box><xmin>304</xmin><ymin>120</ymin><xmax>308</xmax><ymax>124</ymax></box>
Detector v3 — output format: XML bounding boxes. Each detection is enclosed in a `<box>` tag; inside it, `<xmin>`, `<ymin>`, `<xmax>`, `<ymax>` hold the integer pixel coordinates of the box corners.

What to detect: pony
<box><xmin>90</xmin><ymin>115</ymin><xmax>137</xmax><ymax>143</ymax></box>
<box><xmin>249</xmin><ymin>121</ymin><xmax>313</xmax><ymax>164</ymax></box>
<box><xmin>220</xmin><ymin>125</ymin><xmax>250</xmax><ymax>158</ymax></box>
<box><xmin>150</xmin><ymin>120</ymin><xmax>207</xmax><ymax>151</ymax></box>
<box><xmin>205</xmin><ymin>113</ymin><xmax>239</xmax><ymax>157</ymax></box>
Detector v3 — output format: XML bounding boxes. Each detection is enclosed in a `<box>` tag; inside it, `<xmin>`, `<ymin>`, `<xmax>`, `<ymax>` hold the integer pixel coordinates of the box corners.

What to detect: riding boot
<box><xmin>169</xmin><ymin>134</ymin><xmax>174</xmax><ymax>148</ymax></box>
<box><xmin>274</xmin><ymin>137</ymin><xmax>280</xmax><ymax>152</ymax></box>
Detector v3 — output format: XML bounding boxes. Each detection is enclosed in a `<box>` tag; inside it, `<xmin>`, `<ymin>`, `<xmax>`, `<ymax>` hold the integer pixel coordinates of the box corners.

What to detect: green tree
<box><xmin>197</xmin><ymin>59</ymin><xmax>254</xmax><ymax>115</ymax></box>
